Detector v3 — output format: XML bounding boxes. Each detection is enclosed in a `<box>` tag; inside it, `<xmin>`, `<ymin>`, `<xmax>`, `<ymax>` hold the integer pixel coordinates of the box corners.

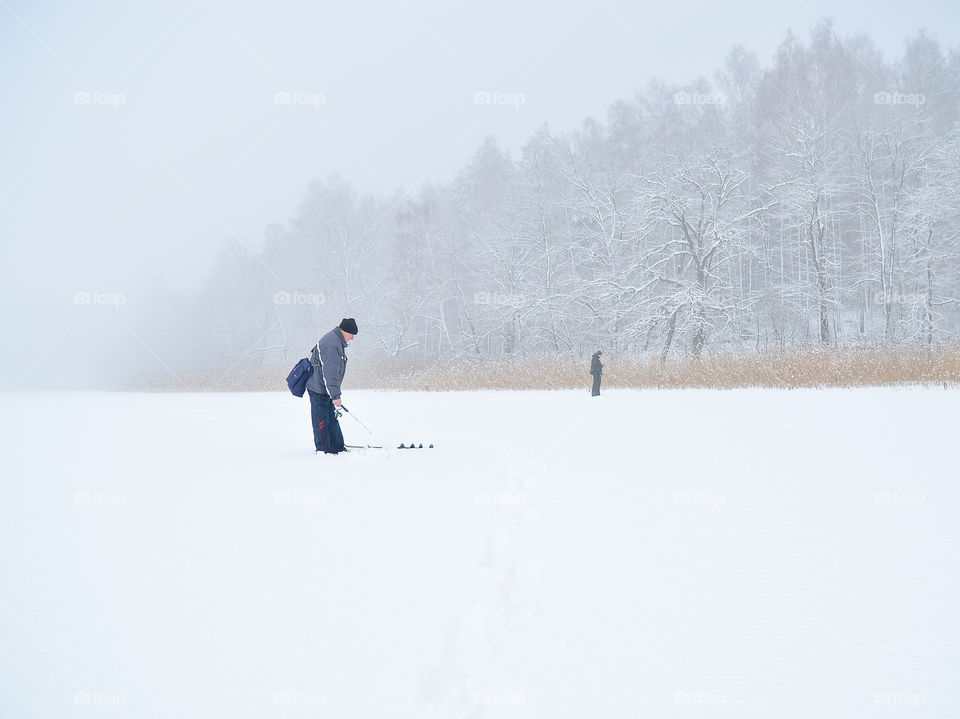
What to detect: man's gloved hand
<box><xmin>332</xmin><ymin>398</ymin><xmax>343</xmax><ymax>418</ymax></box>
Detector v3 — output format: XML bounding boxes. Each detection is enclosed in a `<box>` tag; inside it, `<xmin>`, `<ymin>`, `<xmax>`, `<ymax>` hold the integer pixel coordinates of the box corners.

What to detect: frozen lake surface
<box><xmin>1</xmin><ymin>388</ymin><xmax>956</xmax><ymax>717</ymax></box>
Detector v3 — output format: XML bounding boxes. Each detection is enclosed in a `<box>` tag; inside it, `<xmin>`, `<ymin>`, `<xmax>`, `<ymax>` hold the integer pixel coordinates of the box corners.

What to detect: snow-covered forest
<box><xmin>173</xmin><ymin>21</ymin><xmax>960</xmax><ymax>375</ymax></box>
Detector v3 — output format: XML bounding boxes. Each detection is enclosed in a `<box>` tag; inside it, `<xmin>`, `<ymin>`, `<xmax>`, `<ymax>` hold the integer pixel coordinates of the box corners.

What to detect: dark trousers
<box><xmin>591</xmin><ymin>374</ymin><xmax>602</xmax><ymax>396</ymax></box>
<box><xmin>308</xmin><ymin>390</ymin><xmax>345</xmax><ymax>453</ymax></box>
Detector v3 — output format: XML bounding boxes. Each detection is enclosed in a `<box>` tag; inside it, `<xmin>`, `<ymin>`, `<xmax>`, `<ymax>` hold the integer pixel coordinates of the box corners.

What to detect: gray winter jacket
<box><xmin>590</xmin><ymin>352</ymin><xmax>603</xmax><ymax>376</ymax></box>
<box><xmin>305</xmin><ymin>327</ymin><xmax>348</xmax><ymax>399</ymax></box>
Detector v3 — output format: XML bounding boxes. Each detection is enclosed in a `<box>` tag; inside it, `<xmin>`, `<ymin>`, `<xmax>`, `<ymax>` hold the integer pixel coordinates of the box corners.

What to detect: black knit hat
<box><xmin>339</xmin><ymin>317</ymin><xmax>359</xmax><ymax>335</ymax></box>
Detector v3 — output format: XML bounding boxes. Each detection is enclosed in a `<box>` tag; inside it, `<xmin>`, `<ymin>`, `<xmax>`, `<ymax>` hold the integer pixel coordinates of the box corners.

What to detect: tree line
<box><xmin>174</xmin><ymin>21</ymin><xmax>960</xmax><ymax>373</ymax></box>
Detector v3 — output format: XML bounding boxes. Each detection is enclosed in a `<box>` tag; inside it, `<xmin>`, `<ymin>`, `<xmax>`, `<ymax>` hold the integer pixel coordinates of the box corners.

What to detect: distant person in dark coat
<box><xmin>590</xmin><ymin>350</ymin><xmax>603</xmax><ymax>396</ymax></box>
<box><xmin>305</xmin><ymin>318</ymin><xmax>357</xmax><ymax>454</ymax></box>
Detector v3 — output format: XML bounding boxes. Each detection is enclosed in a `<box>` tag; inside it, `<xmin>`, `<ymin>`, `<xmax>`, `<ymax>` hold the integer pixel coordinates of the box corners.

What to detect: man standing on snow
<box><xmin>306</xmin><ymin>318</ymin><xmax>358</xmax><ymax>454</ymax></box>
<box><xmin>590</xmin><ymin>350</ymin><xmax>603</xmax><ymax>396</ymax></box>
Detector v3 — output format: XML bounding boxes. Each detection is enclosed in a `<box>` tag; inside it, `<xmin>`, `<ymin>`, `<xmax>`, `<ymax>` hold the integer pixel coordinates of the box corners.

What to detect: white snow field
<box><xmin>1</xmin><ymin>388</ymin><xmax>957</xmax><ymax>718</ymax></box>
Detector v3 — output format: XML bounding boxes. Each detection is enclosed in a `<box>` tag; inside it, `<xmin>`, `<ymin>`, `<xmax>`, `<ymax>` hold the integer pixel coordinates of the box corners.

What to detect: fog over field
<box><xmin>3</xmin><ymin>1</ymin><xmax>960</xmax><ymax>388</ymax></box>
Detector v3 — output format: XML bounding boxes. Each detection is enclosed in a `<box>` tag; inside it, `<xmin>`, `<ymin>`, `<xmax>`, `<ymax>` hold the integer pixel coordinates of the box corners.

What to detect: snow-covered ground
<box><xmin>1</xmin><ymin>388</ymin><xmax>957</xmax><ymax>717</ymax></box>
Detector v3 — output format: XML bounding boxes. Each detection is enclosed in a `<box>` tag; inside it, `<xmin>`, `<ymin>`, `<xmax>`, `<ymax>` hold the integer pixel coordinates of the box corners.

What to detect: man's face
<box><xmin>343</xmin><ymin>331</ymin><xmax>356</xmax><ymax>343</ymax></box>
